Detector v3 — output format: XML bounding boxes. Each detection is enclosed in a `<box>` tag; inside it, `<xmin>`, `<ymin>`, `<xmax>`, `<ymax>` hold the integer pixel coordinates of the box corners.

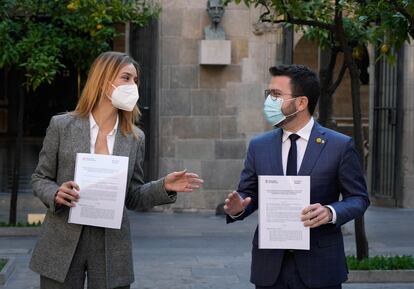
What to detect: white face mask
<box><xmin>108</xmin><ymin>83</ymin><xmax>139</xmax><ymax>111</ymax></box>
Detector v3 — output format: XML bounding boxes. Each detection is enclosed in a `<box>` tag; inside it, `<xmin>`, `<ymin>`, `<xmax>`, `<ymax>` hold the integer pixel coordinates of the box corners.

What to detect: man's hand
<box><xmin>301</xmin><ymin>203</ymin><xmax>332</xmax><ymax>228</ymax></box>
<box><xmin>223</xmin><ymin>191</ymin><xmax>251</xmax><ymax>216</ymax></box>
<box><xmin>55</xmin><ymin>181</ymin><xmax>80</xmax><ymax>207</ymax></box>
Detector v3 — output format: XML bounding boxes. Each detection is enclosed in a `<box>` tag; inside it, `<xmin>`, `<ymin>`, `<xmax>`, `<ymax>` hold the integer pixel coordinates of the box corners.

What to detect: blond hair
<box><xmin>74</xmin><ymin>51</ymin><xmax>141</xmax><ymax>137</ymax></box>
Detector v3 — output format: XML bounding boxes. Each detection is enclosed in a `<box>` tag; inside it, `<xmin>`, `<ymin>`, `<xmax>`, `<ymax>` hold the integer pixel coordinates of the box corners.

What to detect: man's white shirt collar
<box><xmin>282</xmin><ymin>117</ymin><xmax>314</xmax><ymax>143</ymax></box>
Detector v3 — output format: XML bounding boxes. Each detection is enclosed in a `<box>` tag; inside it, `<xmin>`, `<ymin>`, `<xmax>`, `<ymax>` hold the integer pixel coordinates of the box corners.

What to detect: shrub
<box><xmin>347</xmin><ymin>255</ymin><xmax>414</xmax><ymax>270</ymax></box>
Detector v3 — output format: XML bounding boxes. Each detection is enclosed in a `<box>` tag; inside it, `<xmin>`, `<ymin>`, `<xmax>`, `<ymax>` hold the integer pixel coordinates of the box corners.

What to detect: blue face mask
<box><xmin>263</xmin><ymin>95</ymin><xmax>297</xmax><ymax>126</ymax></box>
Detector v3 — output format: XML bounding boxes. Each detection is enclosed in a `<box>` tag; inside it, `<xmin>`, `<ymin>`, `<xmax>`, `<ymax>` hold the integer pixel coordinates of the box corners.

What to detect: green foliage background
<box><xmin>226</xmin><ymin>0</ymin><xmax>414</xmax><ymax>62</ymax></box>
<box><xmin>0</xmin><ymin>0</ymin><xmax>160</xmax><ymax>90</ymax></box>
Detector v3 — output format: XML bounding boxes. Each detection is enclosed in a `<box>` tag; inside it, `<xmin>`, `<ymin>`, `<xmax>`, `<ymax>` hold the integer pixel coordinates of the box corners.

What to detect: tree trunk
<box><xmin>346</xmin><ymin>56</ymin><xmax>369</xmax><ymax>260</ymax></box>
<box><xmin>318</xmin><ymin>47</ymin><xmax>337</xmax><ymax>127</ymax></box>
<box><xmin>9</xmin><ymin>84</ymin><xmax>24</xmax><ymax>225</ymax></box>
<box><xmin>336</xmin><ymin>17</ymin><xmax>369</xmax><ymax>260</ymax></box>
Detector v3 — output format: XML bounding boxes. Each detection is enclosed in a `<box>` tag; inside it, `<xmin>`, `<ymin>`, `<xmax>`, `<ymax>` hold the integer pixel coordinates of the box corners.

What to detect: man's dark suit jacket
<box><xmin>227</xmin><ymin>122</ymin><xmax>370</xmax><ymax>288</ymax></box>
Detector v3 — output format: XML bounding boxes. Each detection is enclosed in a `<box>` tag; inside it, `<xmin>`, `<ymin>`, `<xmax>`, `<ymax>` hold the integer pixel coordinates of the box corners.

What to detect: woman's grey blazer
<box><xmin>30</xmin><ymin>113</ymin><xmax>177</xmax><ymax>288</ymax></box>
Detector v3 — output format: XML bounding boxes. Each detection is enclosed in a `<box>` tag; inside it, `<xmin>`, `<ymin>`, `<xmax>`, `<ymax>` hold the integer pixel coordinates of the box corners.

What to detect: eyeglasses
<box><xmin>264</xmin><ymin>89</ymin><xmax>301</xmax><ymax>101</ymax></box>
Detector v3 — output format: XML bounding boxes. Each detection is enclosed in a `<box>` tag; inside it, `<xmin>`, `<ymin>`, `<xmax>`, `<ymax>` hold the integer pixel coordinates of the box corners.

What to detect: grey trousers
<box><xmin>40</xmin><ymin>226</ymin><xmax>130</xmax><ymax>289</ymax></box>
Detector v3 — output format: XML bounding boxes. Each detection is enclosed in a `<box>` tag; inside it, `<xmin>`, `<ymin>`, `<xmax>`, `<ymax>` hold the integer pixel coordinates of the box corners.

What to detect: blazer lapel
<box><xmin>72</xmin><ymin>115</ymin><xmax>90</xmax><ymax>154</ymax></box>
<box><xmin>269</xmin><ymin>129</ymin><xmax>284</xmax><ymax>175</ymax></box>
<box><xmin>71</xmin><ymin>114</ymin><xmax>132</xmax><ymax>157</ymax></box>
<box><xmin>298</xmin><ymin>122</ymin><xmax>327</xmax><ymax>175</ymax></box>
<box><xmin>113</xmin><ymin>126</ymin><xmax>132</xmax><ymax>157</ymax></box>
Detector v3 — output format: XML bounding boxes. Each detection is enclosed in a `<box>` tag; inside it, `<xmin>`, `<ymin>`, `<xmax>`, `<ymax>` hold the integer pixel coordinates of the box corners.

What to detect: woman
<box><xmin>29</xmin><ymin>51</ymin><xmax>203</xmax><ymax>289</ymax></box>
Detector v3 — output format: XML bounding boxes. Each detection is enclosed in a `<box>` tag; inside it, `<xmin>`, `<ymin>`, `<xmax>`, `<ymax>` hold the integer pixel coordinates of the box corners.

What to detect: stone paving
<box><xmin>0</xmin><ymin>206</ymin><xmax>413</xmax><ymax>289</ymax></box>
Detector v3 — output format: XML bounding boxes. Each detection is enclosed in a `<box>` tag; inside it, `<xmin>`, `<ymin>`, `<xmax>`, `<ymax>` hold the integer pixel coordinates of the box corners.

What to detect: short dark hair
<box><xmin>269</xmin><ymin>65</ymin><xmax>320</xmax><ymax>115</ymax></box>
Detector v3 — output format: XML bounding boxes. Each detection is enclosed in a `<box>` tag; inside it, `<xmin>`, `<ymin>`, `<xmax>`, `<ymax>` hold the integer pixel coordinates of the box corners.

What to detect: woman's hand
<box><xmin>55</xmin><ymin>181</ymin><xmax>80</xmax><ymax>207</ymax></box>
<box><xmin>164</xmin><ymin>170</ymin><xmax>204</xmax><ymax>192</ymax></box>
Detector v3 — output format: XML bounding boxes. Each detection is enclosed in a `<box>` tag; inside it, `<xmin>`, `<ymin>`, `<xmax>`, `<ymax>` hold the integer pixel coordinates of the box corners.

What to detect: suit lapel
<box><xmin>113</xmin><ymin>125</ymin><xmax>132</xmax><ymax>157</ymax></box>
<box><xmin>269</xmin><ymin>129</ymin><xmax>284</xmax><ymax>175</ymax></box>
<box><xmin>72</xmin><ymin>115</ymin><xmax>90</xmax><ymax>154</ymax></box>
<box><xmin>298</xmin><ymin>122</ymin><xmax>327</xmax><ymax>175</ymax></box>
<box><xmin>72</xmin><ymin>114</ymin><xmax>132</xmax><ymax>157</ymax></box>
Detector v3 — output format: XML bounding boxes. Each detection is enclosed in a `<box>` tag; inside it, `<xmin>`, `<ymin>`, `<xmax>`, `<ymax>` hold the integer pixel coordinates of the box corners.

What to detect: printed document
<box><xmin>69</xmin><ymin>153</ymin><xmax>129</xmax><ymax>229</ymax></box>
<box><xmin>258</xmin><ymin>175</ymin><xmax>310</xmax><ymax>250</ymax></box>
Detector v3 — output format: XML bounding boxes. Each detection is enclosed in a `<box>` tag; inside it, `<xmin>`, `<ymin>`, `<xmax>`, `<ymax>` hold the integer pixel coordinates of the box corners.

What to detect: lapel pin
<box><xmin>316</xmin><ymin>137</ymin><xmax>325</xmax><ymax>144</ymax></box>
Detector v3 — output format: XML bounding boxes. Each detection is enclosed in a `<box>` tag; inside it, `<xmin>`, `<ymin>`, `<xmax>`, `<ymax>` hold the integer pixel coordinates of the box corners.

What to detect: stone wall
<box><xmin>157</xmin><ymin>0</ymin><xmax>278</xmax><ymax>211</ymax></box>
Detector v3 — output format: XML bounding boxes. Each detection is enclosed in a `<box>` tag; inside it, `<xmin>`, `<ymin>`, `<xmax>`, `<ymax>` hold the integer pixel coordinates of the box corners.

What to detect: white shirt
<box><xmin>89</xmin><ymin>113</ymin><xmax>118</xmax><ymax>155</ymax></box>
<box><xmin>282</xmin><ymin>118</ymin><xmax>314</xmax><ymax>176</ymax></box>
<box><xmin>282</xmin><ymin>117</ymin><xmax>337</xmax><ymax>223</ymax></box>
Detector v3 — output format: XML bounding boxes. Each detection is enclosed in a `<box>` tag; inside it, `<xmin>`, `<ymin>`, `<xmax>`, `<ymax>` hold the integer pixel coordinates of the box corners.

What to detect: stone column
<box><xmin>400</xmin><ymin>41</ymin><xmax>414</xmax><ymax>208</ymax></box>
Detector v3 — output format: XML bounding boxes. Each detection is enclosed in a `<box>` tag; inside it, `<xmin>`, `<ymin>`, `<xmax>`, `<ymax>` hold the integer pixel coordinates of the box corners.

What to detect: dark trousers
<box><xmin>40</xmin><ymin>226</ymin><xmax>130</xmax><ymax>289</ymax></box>
<box><xmin>255</xmin><ymin>251</ymin><xmax>341</xmax><ymax>289</ymax></box>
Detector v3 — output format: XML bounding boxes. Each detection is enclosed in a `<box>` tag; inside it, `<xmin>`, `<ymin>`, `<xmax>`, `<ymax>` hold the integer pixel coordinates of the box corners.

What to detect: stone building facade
<box><xmin>152</xmin><ymin>0</ymin><xmax>370</xmax><ymax>211</ymax></box>
<box><xmin>393</xmin><ymin>42</ymin><xmax>414</xmax><ymax>207</ymax></box>
<box><xmin>156</xmin><ymin>1</ymin><xmax>275</xmax><ymax>211</ymax></box>
<box><xmin>361</xmin><ymin>39</ymin><xmax>414</xmax><ymax>209</ymax></box>
<box><xmin>6</xmin><ymin>1</ymin><xmax>414</xmax><ymax>223</ymax></box>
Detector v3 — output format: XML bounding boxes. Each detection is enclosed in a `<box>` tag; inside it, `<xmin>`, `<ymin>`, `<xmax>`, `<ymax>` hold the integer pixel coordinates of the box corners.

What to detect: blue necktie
<box><xmin>287</xmin><ymin>134</ymin><xmax>300</xmax><ymax>176</ymax></box>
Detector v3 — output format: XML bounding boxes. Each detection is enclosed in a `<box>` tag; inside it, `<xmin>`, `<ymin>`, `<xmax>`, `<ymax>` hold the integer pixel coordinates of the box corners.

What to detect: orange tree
<box><xmin>225</xmin><ymin>0</ymin><xmax>414</xmax><ymax>260</ymax></box>
<box><xmin>385</xmin><ymin>1</ymin><xmax>414</xmax><ymax>39</ymax></box>
<box><xmin>0</xmin><ymin>0</ymin><xmax>160</xmax><ymax>224</ymax></box>
<box><xmin>363</xmin><ymin>0</ymin><xmax>414</xmax><ymax>63</ymax></box>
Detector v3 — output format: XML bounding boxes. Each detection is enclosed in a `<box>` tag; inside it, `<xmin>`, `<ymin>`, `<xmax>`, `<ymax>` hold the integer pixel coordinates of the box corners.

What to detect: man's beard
<box><xmin>275</xmin><ymin>102</ymin><xmax>297</xmax><ymax>129</ymax></box>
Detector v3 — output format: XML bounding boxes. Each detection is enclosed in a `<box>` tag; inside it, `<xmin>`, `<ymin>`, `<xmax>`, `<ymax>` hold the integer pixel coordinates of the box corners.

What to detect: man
<box><xmin>224</xmin><ymin>65</ymin><xmax>370</xmax><ymax>289</ymax></box>
<box><xmin>204</xmin><ymin>0</ymin><xmax>226</xmax><ymax>40</ymax></box>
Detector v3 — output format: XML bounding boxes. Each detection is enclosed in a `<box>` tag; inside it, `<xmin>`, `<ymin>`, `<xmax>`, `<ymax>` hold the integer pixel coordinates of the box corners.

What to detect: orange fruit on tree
<box><xmin>66</xmin><ymin>1</ymin><xmax>78</xmax><ymax>11</ymax></box>
<box><xmin>380</xmin><ymin>44</ymin><xmax>390</xmax><ymax>54</ymax></box>
<box><xmin>352</xmin><ymin>47</ymin><xmax>363</xmax><ymax>60</ymax></box>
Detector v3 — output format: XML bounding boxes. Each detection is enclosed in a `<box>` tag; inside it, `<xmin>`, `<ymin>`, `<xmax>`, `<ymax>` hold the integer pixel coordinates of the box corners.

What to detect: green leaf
<box><xmin>0</xmin><ymin>0</ymin><xmax>159</xmax><ymax>91</ymax></box>
<box><xmin>347</xmin><ymin>255</ymin><xmax>414</xmax><ymax>270</ymax></box>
